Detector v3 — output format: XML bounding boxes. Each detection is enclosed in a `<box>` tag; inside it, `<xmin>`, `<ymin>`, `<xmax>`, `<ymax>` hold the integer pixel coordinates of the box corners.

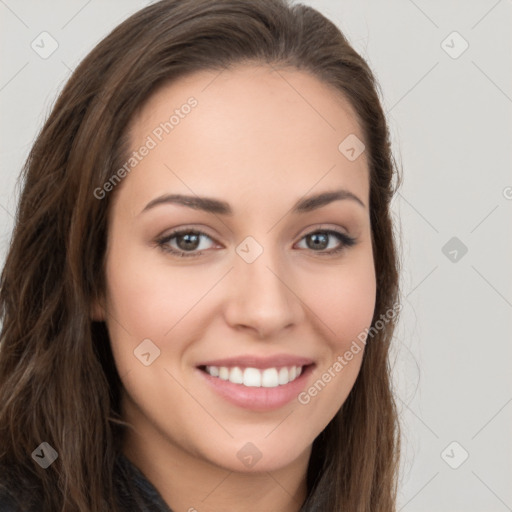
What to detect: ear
<box><xmin>90</xmin><ymin>294</ymin><xmax>106</xmax><ymax>322</ymax></box>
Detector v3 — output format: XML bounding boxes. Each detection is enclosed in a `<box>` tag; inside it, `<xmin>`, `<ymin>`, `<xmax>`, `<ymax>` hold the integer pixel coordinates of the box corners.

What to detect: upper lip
<box><xmin>197</xmin><ymin>354</ymin><xmax>315</xmax><ymax>370</ymax></box>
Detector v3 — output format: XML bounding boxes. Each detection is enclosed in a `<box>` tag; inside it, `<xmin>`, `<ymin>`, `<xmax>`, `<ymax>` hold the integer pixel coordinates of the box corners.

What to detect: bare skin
<box><xmin>93</xmin><ymin>64</ymin><xmax>376</xmax><ymax>512</ymax></box>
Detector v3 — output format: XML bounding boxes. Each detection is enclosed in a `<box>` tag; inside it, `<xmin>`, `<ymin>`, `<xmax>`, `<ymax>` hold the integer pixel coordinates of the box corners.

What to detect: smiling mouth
<box><xmin>198</xmin><ymin>364</ymin><xmax>312</xmax><ymax>388</ymax></box>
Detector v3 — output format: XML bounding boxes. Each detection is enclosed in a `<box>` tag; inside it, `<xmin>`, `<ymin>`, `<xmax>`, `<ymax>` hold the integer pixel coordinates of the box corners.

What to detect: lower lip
<box><xmin>197</xmin><ymin>365</ymin><xmax>314</xmax><ymax>411</ymax></box>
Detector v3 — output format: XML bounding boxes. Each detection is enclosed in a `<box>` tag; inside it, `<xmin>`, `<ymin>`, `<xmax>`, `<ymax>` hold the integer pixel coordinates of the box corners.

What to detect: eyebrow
<box><xmin>139</xmin><ymin>188</ymin><xmax>366</xmax><ymax>216</ymax></box>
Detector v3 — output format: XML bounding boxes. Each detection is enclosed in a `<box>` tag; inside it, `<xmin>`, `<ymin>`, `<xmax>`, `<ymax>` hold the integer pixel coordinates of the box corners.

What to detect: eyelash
<box><xmin>155</xmin><ymin>228</ymin><xmax>357</xmax><ymax>258</ymax></box>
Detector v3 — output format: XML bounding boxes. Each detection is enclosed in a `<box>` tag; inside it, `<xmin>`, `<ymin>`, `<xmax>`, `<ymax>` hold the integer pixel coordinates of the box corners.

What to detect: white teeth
<box><xmin>261</xmin><ymin>368</ymin><xmax>279</xmax><ymax>388</ymax></box>
<box><xmin>230</xmin><ymin>366</ymin><xmax>243</xmax><ymax>384</ymax></box>
<box><xmin>278</xmin><ymin>367</ymin><xmax>288</xmax><ymax>385</ymax></box>
<box><xmin>204</xmin><ymin>365</ymin><xmax>304</xmax><ymax>387</ymax></box>
<box><xmin>243</xmin><ymin>368</ymin><xmax>261</xmax><ymax>387</ymax></box>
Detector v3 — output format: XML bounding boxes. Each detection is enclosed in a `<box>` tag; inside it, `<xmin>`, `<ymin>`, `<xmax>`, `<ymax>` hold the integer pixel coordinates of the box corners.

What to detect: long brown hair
<box><xmin>0</xmin><ymin>0</ymin><xmax>402</xmax><ymax>510</ymax></box>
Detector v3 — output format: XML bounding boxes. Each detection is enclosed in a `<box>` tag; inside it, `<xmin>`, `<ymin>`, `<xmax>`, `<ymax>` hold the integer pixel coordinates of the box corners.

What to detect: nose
<box><xmin>223</xmin><ymin>246</ymin><xmax>304</xmax><ymax>339</ymax></box>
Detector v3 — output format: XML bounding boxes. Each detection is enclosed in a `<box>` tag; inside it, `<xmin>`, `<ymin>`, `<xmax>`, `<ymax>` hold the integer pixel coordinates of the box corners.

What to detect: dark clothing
<box><xmin>113</xmin><ymin>452</ymin><xmax>173</xmax><ymax>511</ymax></box>
<box><xmin>0</xmin><ymin>453</ymin><xmax>172</xmax><ymax>511</ymax></box>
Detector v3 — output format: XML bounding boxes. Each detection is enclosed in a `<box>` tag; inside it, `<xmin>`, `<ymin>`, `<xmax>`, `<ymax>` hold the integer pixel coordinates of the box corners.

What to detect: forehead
<box><xmin>117</xmin><ymin>64</ymin><xmax>369</xmax><ymax>214</ymax></box>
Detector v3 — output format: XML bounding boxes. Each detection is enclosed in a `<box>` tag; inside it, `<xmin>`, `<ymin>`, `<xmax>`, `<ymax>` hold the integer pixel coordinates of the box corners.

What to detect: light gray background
<box><xmin>1</xmin><ymin>1</ymin><xmax>511</xmax><ymax>510</ymax></box>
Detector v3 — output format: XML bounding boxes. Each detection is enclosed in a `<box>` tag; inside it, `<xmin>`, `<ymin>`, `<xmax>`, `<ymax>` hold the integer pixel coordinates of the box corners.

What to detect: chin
<box><xmin>200</xmin><ymin>434</ymin><xmax>313</xmax><ymax>474</ymax></box>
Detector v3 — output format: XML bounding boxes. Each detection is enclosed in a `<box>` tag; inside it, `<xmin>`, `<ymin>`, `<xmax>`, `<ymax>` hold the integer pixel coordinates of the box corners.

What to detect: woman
<box><xmin>0</xmin><ymin>0</ymin><xmax>402</xmax><ymax>510</ymax></box>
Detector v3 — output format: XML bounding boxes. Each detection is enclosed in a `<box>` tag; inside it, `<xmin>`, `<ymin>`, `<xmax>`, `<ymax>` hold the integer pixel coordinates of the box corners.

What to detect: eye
<box><xmin>156</xmin><ymin>229</ymin><xmax>217</xmax><ymax>258</ymax></box>
<box><xmin>156</xmin><ymin>228</ymin><xmax>357</xmax><ymax>258</ymax></box>
<box><xmin>295</xmin><ymin>229</ymin><xmax>356</xmax><ymax>256</ymax></box>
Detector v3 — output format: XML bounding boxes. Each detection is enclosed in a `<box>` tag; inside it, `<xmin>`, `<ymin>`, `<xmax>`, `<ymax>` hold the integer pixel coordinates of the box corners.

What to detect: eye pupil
<box><xmin>178</xmin><ymin>233</ymin><xmax>200</xmax><ymax>250</ymax></box>
<box><xmin>308</xmin><ymin>233</ymin><xmax>328</xmax><ymax>250</ymax></box>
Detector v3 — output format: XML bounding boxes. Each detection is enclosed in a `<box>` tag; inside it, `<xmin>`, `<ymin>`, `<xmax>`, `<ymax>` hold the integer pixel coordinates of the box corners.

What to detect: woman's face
<box><xmin>98</xmin><ymin>64</ymin><xmax>376</xmax><ymax>473</ymax></box>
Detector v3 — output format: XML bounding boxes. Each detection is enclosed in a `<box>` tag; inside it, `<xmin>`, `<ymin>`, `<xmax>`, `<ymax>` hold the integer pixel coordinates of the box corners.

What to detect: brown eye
<box><xmin>296</xmin><ymin>230</ymin><xmax>356</xmax><ymax>255</ymax></box>
<box><xmin>156</xmin><ymin>229</ymin><xmax>216</xmax><ymax>258</ymax></box>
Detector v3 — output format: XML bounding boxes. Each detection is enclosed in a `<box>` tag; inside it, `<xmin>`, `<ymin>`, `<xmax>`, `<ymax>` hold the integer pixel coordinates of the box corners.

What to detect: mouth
<box><xmin>195</xmin><ymin>358</ymin><xmax>315</xmax><ymax>411</ymax></box>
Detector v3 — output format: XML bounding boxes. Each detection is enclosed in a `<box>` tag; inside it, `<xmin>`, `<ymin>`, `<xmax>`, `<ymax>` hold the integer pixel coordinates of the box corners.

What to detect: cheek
<box><xmin>104</xmin><ymin>241</ymin><xmax>211</xmax><ymax>340</ymax></box>
<box><xmin>305</xmin><ymin>255</ymin><xmax>377</xmax><ymax>352</ymax></box>
<box><xmin>296</xmin><ymin>253</ymin><xmax>376</xmax><ymax>415</ymax></box>
<box><xmin>332</xmin><ymin>272</ymin><xmax>376</xmax><ymax>347</ymax></box>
